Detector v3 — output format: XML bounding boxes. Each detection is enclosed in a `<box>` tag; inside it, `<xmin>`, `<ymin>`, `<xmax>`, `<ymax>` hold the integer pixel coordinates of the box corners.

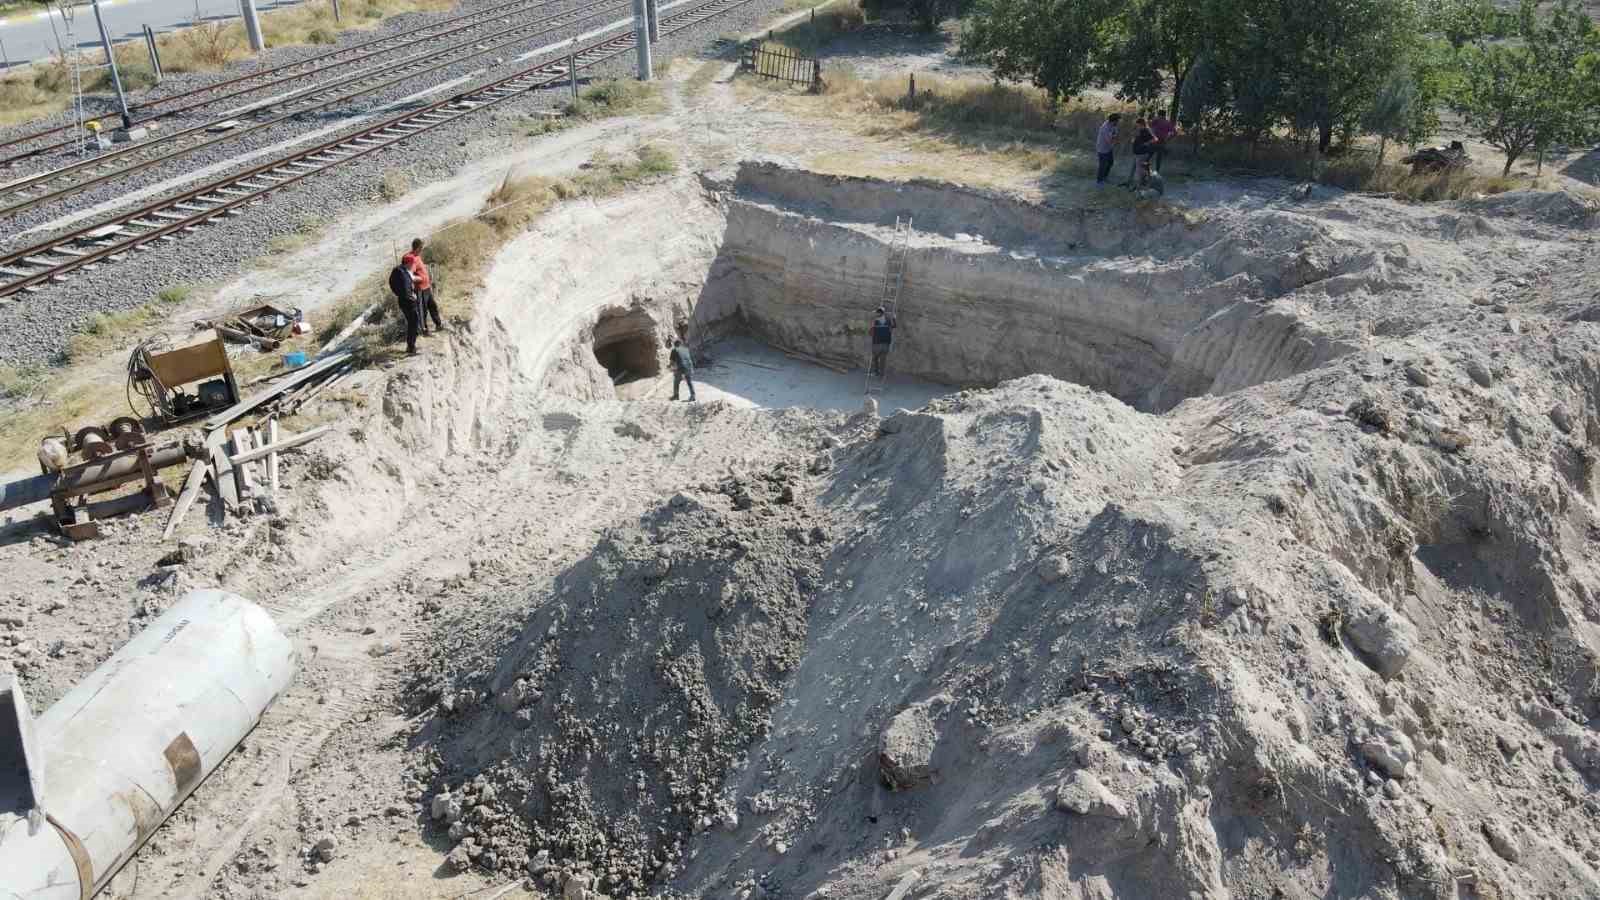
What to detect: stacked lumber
<box><xmin>160</xmin><ymin>352</ymin><xmax>352</xmax><ymax>539</ymax></box>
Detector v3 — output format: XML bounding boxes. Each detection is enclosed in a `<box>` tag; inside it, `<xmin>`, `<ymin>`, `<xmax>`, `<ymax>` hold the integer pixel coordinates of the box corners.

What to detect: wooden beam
<box><xmin>228</xmin><ymin>424</ymin><xmax>331</xmax><ymax>467</ymax></box>
<box><xmin>207</xmin><ymin>429</ymin><xmax>239</xmax><ymax>512</ymax></box>
<box><xmin>161</xmin><ymin>460</ymin><xmax>208</xmax><ymax>540</ymax></box>
<box><xmin>267</xmin><ymin>419</ymin><xmax>280</xmax><ymax>493</ymax></box>
<box><xmin>204</xmin><ymin>352</ymin><xmax>351</xmax><ymax>430</ymax></box>
<box><xmin>316</xmin><ymin>302</ymin><xmax>377</xmax><ymax>357</ymax></box>
<box><xmin>212</xmin><ymin>324</ymin><xmax>281</xmax><ymax>351</ymax></box>
<box><xmin>229</xmin><ymin>429</ymin><xmax>252</xmax><ymax>499</ymax></box>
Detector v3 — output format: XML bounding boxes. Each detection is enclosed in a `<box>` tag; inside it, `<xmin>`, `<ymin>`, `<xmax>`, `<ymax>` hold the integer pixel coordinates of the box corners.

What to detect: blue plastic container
<box><xmin>283</xmin><ymin>351</ymin><xmax>308</xmax><ymax>368</ymax></box>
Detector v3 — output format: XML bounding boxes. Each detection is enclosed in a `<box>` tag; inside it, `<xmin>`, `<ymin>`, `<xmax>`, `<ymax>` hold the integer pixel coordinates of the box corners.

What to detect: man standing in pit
<box><xmin>670</xmin><ymin>338</ymin><xmax>697</xmax><ymax>402</ymax></box>
<box><xmin>869</xmin><ymin>306</ymin><xmax>896</xmax><ymax>377</ymax></box>
<box><xmin>387</xmin><ymin>257</ymin><xmax>419</xmax><ymax>356</ymax></box>
<box><xmin>402</xmin><ymin>238</ymin><xmax>444</xmax><ymax>335</ymax></box>
<box><xmin>1094</xmin><ymin>112</ymin><xmax>1121</xmax><ymax>188</ymax></box>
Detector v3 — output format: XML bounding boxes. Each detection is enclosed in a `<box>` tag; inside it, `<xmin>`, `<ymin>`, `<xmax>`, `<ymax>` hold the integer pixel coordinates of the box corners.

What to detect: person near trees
<box><xmin>1149</xmin><ymin>112</ymin><xmax>1178</xmax><ymax>171</ymax></box>
<box><xmin>1094</xmin><ymin>113</ymin><xmax>1122</xmax><ymax>187</ymax></box>
<box><xmin>1128</xmin><ymin>116</ymin><xmax>1156</xmax><ymax>185</ymax></box>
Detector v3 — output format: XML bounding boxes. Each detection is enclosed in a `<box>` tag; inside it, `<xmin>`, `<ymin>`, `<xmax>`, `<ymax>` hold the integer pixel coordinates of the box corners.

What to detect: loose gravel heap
<box><xmin>0</xmin><ymin>0</ymin><xmax>784</xmax><ymax>368</ymax></box>
<box><xmin>404</xmin><ymin>461</ymin><xmax>825</xmax><ymax>896</ymax></box>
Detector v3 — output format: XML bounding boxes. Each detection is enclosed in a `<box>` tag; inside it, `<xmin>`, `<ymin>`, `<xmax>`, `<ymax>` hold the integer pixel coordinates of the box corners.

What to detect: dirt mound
<box><xmin>405</xmin><ymin>459</ymin><xmax>829</xmax><ymax>895</ymax></box>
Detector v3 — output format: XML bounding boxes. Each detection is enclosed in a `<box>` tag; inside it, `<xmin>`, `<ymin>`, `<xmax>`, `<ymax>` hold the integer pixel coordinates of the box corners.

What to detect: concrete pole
<box><xmin>239</xmin><ymin>0</ymin><xmax>265</xmax><ymax>53</ymax></box>
<box><xmin>143</xmin><ymin>25</ymin><xmax>163</xmax><ymax>82</ymax></box>
<box><xmin>89</xmin><ymin>0</ymin><xmax>132</xmax><ymax>130</ymax></box>
<box><xmin>632</xmin><ymin>0</ymin><xmax>651</xmax><ymax>81</ymax></box>
<box><xmin>646</xmin><ymin>0</ymin><xmax>659</xmax><ymax>43</ymax></box>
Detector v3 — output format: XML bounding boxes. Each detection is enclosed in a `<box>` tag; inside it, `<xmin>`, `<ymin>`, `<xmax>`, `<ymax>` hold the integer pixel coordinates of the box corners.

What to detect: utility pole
<box><xmin>646</xmin><ymin>0</ymin><xmax>659</xmax><ymax>43</ymax></box>
<box><xmin>631</xmin><ymin>0</ymin><xmax>651</xmax><ymax>81</ymax></box>
<box><xmin>239</xmin><ymin>0</ymin><xmax>264</xmax><ymax>52</ymax></box>
<box><xmin>88</xmin><ymin>0</ymin><xmax>132</xmax><ymax>130</ymax></box>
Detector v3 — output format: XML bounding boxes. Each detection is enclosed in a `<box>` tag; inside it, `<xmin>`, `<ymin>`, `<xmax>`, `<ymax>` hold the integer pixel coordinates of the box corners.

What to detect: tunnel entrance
<box><xmin>592</xmin><ymin>309</ymin><xmax>662</xmax><ymax>384</ymax></box>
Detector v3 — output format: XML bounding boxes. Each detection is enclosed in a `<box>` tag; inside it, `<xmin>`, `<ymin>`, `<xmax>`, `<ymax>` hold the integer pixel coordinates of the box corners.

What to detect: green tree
<box><xmin>1270</xmin><ymin>0</ymin><xmax>1422</xmax><ymax>153</ymax></box>
<box><xmin>1363</xmin><ymin>68</ymin><xmax>1420</xmax><ymax>166</ymax></box>
<box><xmin>1097</xmin><ymin>0</ymin><xmax>1236</xmax><ymax>119</ymax></box>
<box><xmin>1451</xmin><ymin>0</ymin><xmax>1600</xmax><ymax>175</ymax></box>
<box><xmin>960</xmin><ymin>0</ymin><xmax>1118</xmax><ymax>102</ymax></box>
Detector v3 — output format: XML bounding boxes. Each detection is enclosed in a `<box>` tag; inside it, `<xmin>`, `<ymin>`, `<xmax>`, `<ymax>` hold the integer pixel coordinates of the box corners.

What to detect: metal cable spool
<box><xmin>73</xmin><ymin>426</ymin><xmax>112</xmax><ymax>459</ymax></box>
<box><xmin>108</xmin><ymin>417</ymin><xmax>146</xmax><ymax>451</ymax></box>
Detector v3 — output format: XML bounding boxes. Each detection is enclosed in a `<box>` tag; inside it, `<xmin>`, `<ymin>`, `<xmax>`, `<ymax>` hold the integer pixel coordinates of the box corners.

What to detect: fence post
<box><xmin>569</xmin><ymin>51</ymin><xmax>578</xmax><ymax>104</ymax></box>
<box><xmin>143</xmin><ymin>25</ymin><xmax>163</xmax><ymax>82</ymax></box>
<box><xmin>906</xmin><ymin>73</ymin><xmax>915</xmax><ymax>109</ymax></box>
<box><xmin>331</xmin><ymin>0</ymin><xmax>341</xmax><ymax>20</ymax></box>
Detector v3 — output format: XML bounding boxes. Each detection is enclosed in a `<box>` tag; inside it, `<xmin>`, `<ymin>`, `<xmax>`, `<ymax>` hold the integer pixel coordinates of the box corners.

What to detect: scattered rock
<box><xmin>312</xmin><ymin>835</ymin><xmax>336</xmax><ymax>863</ymax></box>
<box><xmin>1038</xmin><ymin>555</ymin><xmax>1071</xmax><ymax>583</ymax></box>
<box><xmin>1549</xmin><ymin>404</ymin><xmax>1574</xmax><ymax>434</ymax></box>
<box><xmin>1054</xmin><ymin>770</ymin><xmax>1128</xmax><ymax>819</ymax></box>
<box><xmin>431</xmin><ymin>793</ymin><xmax>462</xmax><ymax>823</ymax></box>
<box><xmin>1465</xmin><ymin>359</ymin><xmax>1493</xmax><ymax>388</ymax></box>
<box><xmin>1359</xmin><ymin>725</ymin><xmax>1416</xmax><ymax>780</ymax></box>
<box><xmin>1340</xmin><ymin>592</ymin><xmax>1417</xmax><ymax>678</ymax></box>
<box><xmin>1403</xmin><ymin>364</ymin><xmax>1432</xmax><ymax>387</ymax></box>
<box><xmin>879</xmin><ymin>703</ymin><xmax>939</xmax><ymax>790</ymax></box>
<box><xmin>1482</xmin><ymin>818</ymin><xmax>1521</xmax><ymax>863</ymax></box>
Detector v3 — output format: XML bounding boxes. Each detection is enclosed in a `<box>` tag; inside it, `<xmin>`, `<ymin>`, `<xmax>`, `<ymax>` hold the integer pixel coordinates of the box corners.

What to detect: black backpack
<box><xmin>388</xmin><ymin>264</ymin><xmax>413</xmax><ymax>300</ymax></box>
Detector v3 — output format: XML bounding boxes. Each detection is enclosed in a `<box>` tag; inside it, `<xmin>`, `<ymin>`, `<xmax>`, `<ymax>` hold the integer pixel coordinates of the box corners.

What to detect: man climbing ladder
<box><xmin>866</xmin><ymin>216</ymin><xmax>912</xmax><ymax>395</ymax></box>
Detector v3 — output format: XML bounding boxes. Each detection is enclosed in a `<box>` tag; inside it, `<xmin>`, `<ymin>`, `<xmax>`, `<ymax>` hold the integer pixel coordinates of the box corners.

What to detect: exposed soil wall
<box><xmin>696</xmin><ymin>163</ymin><xmax>1357</xmax><ymax>411</ymax></box>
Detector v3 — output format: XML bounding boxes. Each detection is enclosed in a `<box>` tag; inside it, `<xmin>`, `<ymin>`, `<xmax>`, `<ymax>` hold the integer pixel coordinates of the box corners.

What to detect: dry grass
<box><xmin>564</xmin><ymin>78</ymin><xmax>664</xmax><ymax>119</ymax></box>
<box><xmin>340</xmin><ymin>145</ymin><xmax>678</xmax><ymax>365</ymax></box>
<box><xmin>379</xmin><ymin>169</ymin><xmax>412</xmax><ymax>201</ymax></box>
<box><xmin>765</xmin><ymin>0</ymin><xmax>865</xmax><ymax>56</ymax></box>
<box><xmin>794</xmin><ymin>71</ymin><xmax>1535</xmax><ymax>203</ymax></box>
<box><xmin>0</xmin><ymin>0</ymin><xmax>449</xmax><ymax>129</ymax></box>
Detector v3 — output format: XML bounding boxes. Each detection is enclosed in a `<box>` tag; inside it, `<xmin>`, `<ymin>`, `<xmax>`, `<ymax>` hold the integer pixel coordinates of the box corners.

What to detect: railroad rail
<box><xmin>0</xmin><ymin>0</ymin><xmax>753</xmax><ymax>300</ymax></box>
<box><xmin>0</xmin><ymin>0</ymin><xmax>632</xmax><ymax>220</ymax></box>
<box><xmin>0</xmin><ymin>0</ymin><xmax>562</xmax><ymax>167</ymax></box>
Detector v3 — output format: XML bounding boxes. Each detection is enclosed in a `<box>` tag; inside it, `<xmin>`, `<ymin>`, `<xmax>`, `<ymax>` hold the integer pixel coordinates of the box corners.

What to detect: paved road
<box><xmin>0</xmin><ymin>0</ymin><xmax>308</xmax><ymax>69</ymax></box>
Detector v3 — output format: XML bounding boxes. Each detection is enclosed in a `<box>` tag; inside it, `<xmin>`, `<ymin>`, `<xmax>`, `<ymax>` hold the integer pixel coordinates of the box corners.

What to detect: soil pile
<box><xmin>406</xmin><ymin>457</ymin><xmax>831</xmax><ymax>896</ymax></box>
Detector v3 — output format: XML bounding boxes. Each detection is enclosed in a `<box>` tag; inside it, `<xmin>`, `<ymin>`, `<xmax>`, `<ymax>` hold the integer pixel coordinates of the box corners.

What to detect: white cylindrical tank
<box><xmin>0</xmin><ymin>589</ymin><xmax>297</xmax><ymax>900</ymax></box>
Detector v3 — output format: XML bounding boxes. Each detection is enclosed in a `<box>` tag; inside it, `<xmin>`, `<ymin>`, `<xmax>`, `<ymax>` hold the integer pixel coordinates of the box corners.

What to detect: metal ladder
<box><xmin>865</xmin><ymin>216</ymin><xmax>912</xmax><ymax>395</ymax></box>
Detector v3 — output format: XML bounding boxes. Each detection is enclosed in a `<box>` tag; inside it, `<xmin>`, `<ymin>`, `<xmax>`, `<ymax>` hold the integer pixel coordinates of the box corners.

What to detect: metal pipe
<box><xmin>0</xmin><ymin>474</ymin><xmax>55</xmax><ymax>513</ymax></box>
<box><xmin>0</xmin><ymin>590</ymin><xmax>297</xmax><ymax>900</ymax></box>
<box><xmin>89</xmin><ymin>0</ymin><xmax>132</xmax><ymax>130</ymax></box>
<box><xmin>52</xmin><ymin>443</ymin><xmax>192</xmax><ymax>500</ymax></box>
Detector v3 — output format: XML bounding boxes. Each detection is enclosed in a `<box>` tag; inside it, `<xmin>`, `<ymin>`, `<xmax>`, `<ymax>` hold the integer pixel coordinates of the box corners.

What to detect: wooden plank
<box><xmin>228</xmin><ymin>424</ymin><xmax>331</xmax><ymax>467</ymax></box>
<box><xmin>213</xmin><ymin>323</ymin><xmax>280</xmax><ymax>350</ymax></box>
<box><xmin>267</xmin><ymin>419</ymin><xmax>280</xmax><ymax>493</ymax></box>
<box><xmin>230</xmin><ymin>429</ymin><xmax>252</xmax><ymax>499</ymax></box>
<box><xmin>316</xmin><ymin>303</ymin><xmax>377</xmax><ymax>356</ymax></box>
<box><xmin>161</xmin><ymin>460</ymin><xmax>208</xmax><ymax>540</ymax></box>
<box><xmin>284</xmin><ymin>366</ymin><xmax>349</xmax><ymax>416</ymax></box>
<box><xmin>204</xmin><ymin>352</ymin><xmax>351</xmax><ymax>430</ymax></box>
<box><xmin>207</xmin><ymin>429</ymin><xmax>239</xmax><ymax>512</ymax></box>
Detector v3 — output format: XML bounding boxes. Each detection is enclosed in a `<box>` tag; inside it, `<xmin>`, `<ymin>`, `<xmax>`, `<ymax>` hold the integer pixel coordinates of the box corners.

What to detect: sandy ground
<box><xmin>2</xmin><ymin>9</ymin><xmax>1599</xmax><ymax>900</ymax></box>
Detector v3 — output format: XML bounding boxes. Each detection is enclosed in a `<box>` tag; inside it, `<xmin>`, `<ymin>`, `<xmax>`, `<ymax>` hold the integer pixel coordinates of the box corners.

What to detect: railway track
<box><xmin>0</xmin><ymin>0</ymin><xmax>632</xmax><ymax>220</ymax></box>
<box><xmin>0</xmin><ymin>0</ymin><xmax>565</xmax><ymax>167</ymax></box>
<box><xmin>0</xmin><ymin>0</ymin><xmax>752</xmax><ymax>300</ymax></box>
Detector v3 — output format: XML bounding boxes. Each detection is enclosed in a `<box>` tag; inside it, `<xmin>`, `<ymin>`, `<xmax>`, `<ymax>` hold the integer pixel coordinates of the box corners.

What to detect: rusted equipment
<box><xmin>127</xmin><ymin>332</ymin><xmax>241</xmax><ymax>428</ymax></box>
<box><xmin>0</xmin><ymin>590</ymin><xmax>297</xmax><ymax>900</ymax></box>
<box><xmin>51</xmin><ymin>438</ymin><xmax>198</xmax><ymax>540</ymax></box>
<box><xmin>1400</xmin><ymin>140</ymin><xmax>1470</xmax><ymax>175</ymax></box>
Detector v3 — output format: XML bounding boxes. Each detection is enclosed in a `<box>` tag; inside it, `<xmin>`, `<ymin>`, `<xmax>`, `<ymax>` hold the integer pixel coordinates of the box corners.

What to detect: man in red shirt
<box><xmin>401</xmin><ymin>238</ymin><xmax>443</xmax><ymax>334</ymax></box>
<box><xmin>1149</xmin><ymin>112</ymin><xmax>1178</xmax><ymax>173</ymax></box>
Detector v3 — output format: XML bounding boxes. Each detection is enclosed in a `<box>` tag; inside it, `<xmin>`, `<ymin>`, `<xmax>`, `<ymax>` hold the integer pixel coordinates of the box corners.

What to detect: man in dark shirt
<box><xmin>670</xmin><ymin>339</ymin><xmax>696</xmax><ymax>401</ymax></box>
<box><xmin>869</xmin><ymin>307</ymin><xmax>896</xmax><ymax>377</ymax></box>
<box><xmin>1127</xmin><ymin>117</ymin><xmax>1155</xmax><ymax>186</ymax></box>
